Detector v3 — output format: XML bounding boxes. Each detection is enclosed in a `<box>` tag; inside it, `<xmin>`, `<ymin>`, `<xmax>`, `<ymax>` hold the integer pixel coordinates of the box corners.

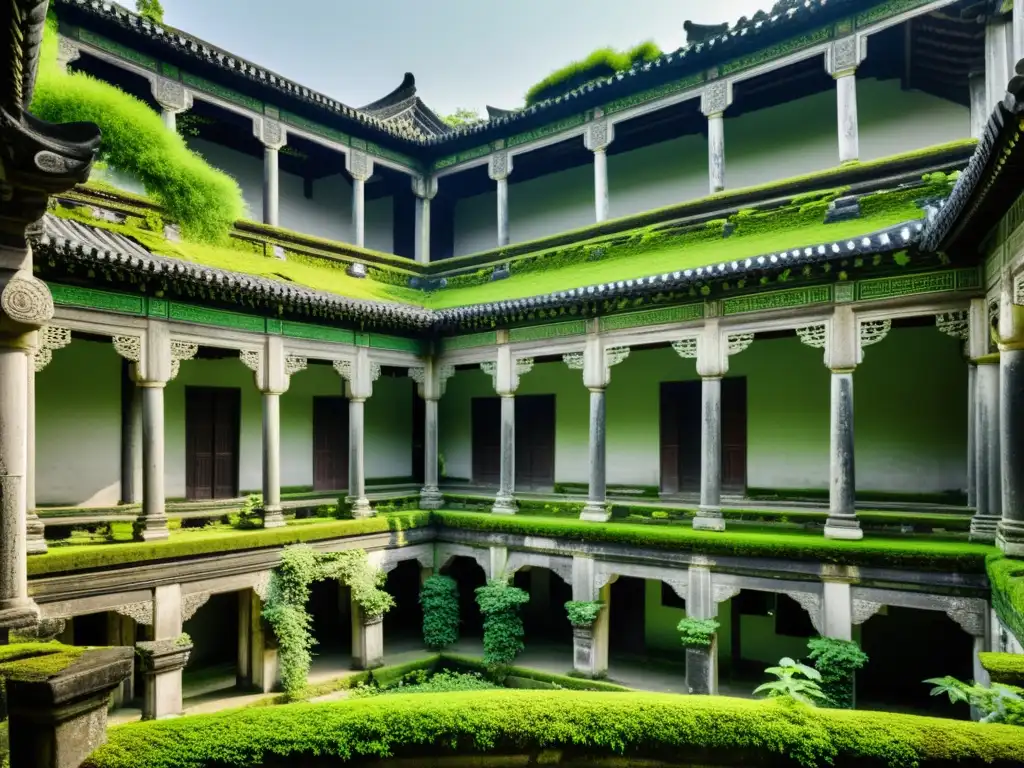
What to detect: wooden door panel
<box><xmin>186</xmin><ymin>388</ymin><xmax>214</xmax><ymax>500</ymax></box>
<box><xmin>722</xmin><ymin>377</ymin><xmax>747</xmax><ymax>493</ymax></box>
<box><xmin>677</xmin><ymin>381</ymin><xmax>701</xmax><ymax>493</ymax></box>
<box><xmin>212</xmin><ymin>388</ymin><xmax>240</xmax><ymax>499</ymax></box>
<box><xmin>471</xmin><ymin>397</ymin><xmax>501</xmax><ymax>485</ymax></box>
<box><xmin>659</xmin><ymin>383</ymin><xmax>680</xmax><ymax>494</ymax></box>
<box><xmin>313</xmin><ymin>396</ymin><xmax>348</xmax><ymax>491</ymax></box>
<box><xmin>516</xmin><ymin>395</ymin><xmax>555</xmax><ymax>490</ymax></box>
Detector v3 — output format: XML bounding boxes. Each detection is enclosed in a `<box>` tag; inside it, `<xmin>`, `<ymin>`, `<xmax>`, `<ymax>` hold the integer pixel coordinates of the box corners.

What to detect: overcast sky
<box><xmin>159</xmin><ymin>0</ymin><xmax>775</xmax><ymax>116</ymax></box>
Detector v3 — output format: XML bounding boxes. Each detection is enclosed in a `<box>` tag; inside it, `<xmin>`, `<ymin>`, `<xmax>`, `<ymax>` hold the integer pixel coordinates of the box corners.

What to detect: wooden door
<box><xmin>515</xmin><ymin>395</ymin><xmax>555</xmax><ymax>491</ymax></box>
<box><xmin>660</xmin><ymin>382</ymin><xmax>701</xmax><ymax>493</ymax></box>
<box><xmin>471</xmin><ymin>397</ymin><xmax>501</xmax><ymax>485</ymax></box>
<box><xmin>722</xmin><ymin>377</ymin><xmax>748</xmax><ymax>493</ymax></box>
<box><xmin>411</xmin><ymin>389</ymin><xmax>425</xmax><ymax>485</ymax></box>
<box><xmin>659</xmin><ymin>383</ymin><xmax>680</xmax><ymax>494</ymax></box>
<box><xmin>185</xmin><ymin>387</ymin><xmax>239</xmax><ymax>500</ymax></box>
<box><xmin>313</xmin><ymin>396</ymin><xmax>348</xmax><ymax>492</ymax></box>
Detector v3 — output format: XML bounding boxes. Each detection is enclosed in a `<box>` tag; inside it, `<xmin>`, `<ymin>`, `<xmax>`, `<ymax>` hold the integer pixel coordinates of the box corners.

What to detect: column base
<box><xmin>572</xmin><ymin>625</ymin><xmax>600</xmax><ymax>678</ymax></box>
<box><xmin>0</xmin><ymin>600</ymin><xmax>40</xmax><ymax>631</ymax></box>
<box><xmin>261</xmin><ymin>506</ymin><xmax>286</xmax><ymax>529</ymax></box>
<box><xmin>824</xmin><ymin>516</ymin><xmax>863</xmax><ymax>540</ymax></box>
<box><xmin>353</xmin><ymin>614</ymin><xmax>384</xmax><ymax>670</ymax></box>
<box><xmin>692</xmin><ymin>507</ymin><xmax>725</xmax><ymax>532</ymax></box>
<box><xmin>419</xmin><ymin>486</ymin><xmax>444</xmax><ymax>510</ymax></box>
<box><xmin>580</xmin><ymin>502</ymin><xmax>611</xmax><ymax>522</ymax></box>
<box><xmin>347</xmin><ymin>497</ymin><xmax>374</xmax><ymax>519</ymax></box>
<box><xmin>26</xmin><ymin>511</ymin><xmax>47</xmax><ymax>555</ymax></box>
<box><xmin>969</xmin><ymin>514</ymin><xmax>1000</xmax><ymax>543</ymax></box>
<box><xmin>491</xmin><ymin>494</ymin><xmax>517</xmax><ymax>515</ymax></box>
<box><xmin>996</xmin><ymin>520</ymin><xmax>1024</xmax><ymax>557</ymax></box>
<box><xmin>137</xmin><ymin>640</ymin><xmax>192</xmax><ymax>720</ymax></box>
<box><xmin>133</xmin><ymin>514</ymin><xmax>170</xmax><ymax>542</ymax></box>
<box><xmin>685</xmin><ymin>646</ymin><xmax>717</xmax><ymax>695</ymax></box>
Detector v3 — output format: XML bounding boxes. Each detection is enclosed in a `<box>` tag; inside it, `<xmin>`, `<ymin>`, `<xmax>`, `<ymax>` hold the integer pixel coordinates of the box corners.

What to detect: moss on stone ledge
<box><xmin>0</xmin><ymin>643</ymin><xmax>87</xmax><ymax>682</ymax></box>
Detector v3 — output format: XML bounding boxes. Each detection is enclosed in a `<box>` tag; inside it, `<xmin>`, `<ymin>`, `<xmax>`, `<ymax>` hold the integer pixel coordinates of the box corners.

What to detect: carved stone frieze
<box><xmin>859</xmin><ymin>319</ymin><xmax>890</xmax><ymax>349</ymax></box>
<box><xmin>727</xmin><ymin>332</ymin><xmax>754</xmax><ymax>356</ymax></box>
<box><xmin>796</xmin><ymin>324</ymin><xmax>827</xmax><ymax>349</ymax></box>
<box><xmin>604</xmin><ymin>346</ymin><xmax>629</xmax><ymax>368</ymax></box>
<box><xmin>34</xmin><ymin>325</ymin><xmax>71</xmax><ymax>371</ymax></box>
<box><xmin>114</xmin><ymin>601</ymin><xmax>153</xmax><ymax>626</ymax></box>
<box><xmin>562</xmin><ymin>352</ymin><xmax>584</xmax><ymax>370</ymax></box>
<box><xmin>672</xmin><ymin>338</ymin><xmax>698</xmax><ymax>359</ymax></box>
<box><xmin>180</xmin><ymin>592</ymin><xmax>211</xmax><ymax>622</ymax></box>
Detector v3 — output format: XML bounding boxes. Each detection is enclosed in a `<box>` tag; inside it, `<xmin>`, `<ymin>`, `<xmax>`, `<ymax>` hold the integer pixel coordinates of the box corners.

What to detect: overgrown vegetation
<box><xmin>754</xmin><ymin>657</ymin><xmax>828</xmax><ymax>706</ymax></box>
<box><xmin>525</xmin><ymin>42</ymin><xmax>662</xmax><ymax>106</ymax></box>
<box><xmin>0</xmin><ymin>642</ymin><xmax>87</xmax><ymax>682</ymax></box>
<box><xmin>806</xmin><ymin>637</ymin><xmax>869</xmax><ymax>709</ymax></box>
<box><xmin>925</xmin><ymin>676</ymin><xmax>1023</xmax><ymax>725</ymax></box>
<box><xmin>677</xmin><ymin>617</ymin><xmax>719</xmax><ymax>649</ymax></box>
<box><xmin>261</xmin><ymin>545</ymin><xmax>393</xmax><ymax>695</ymax></box>
<box><xmin>475</xmin><ymin>579</ymin><xmax>530</xmax><ymax>672</ymax></box>
<box><xmin>988</xmin><ymin>553</ymin><xmax>1024</xmax><ymax>646</ymax></box>
<box><xmin>351</xmin><ymin>670</ymin><xmax>496</xmax><ymax>697</ymax></box>
<box><xmin>32</xmin><ymin>13</ymin><xmax>243</xmax><ymax>242</ymax></box>
<box><xmin>980</xmin><ymin>652</ymin><xmax>1024</xmax><ymax>687</ymax></box>
<box><xmin>420</xmin><ymin>575</ymin><xmax>460</xmax><ymax>650</ymax></box>
<box><xmin>441</xmin><ymin>108</ymin><xmax>484</xmax><ymax>129</ymax></box>
<box><xmin>82</xmin><ymin>690</ymin><xmax>1024</xmax><ymax>768</ymax></box>
<box><xmin>564</xmin><ymin>600</ymin><xmax>602</xmax><ymax>627</ymax></box>
<box><xmin>135</xmin><ymin>0</ymin><xmax>164</xmax><ymax>23</ymax></box>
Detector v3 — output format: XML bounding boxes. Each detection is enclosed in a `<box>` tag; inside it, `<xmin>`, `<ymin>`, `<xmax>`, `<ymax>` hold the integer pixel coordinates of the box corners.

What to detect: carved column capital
<box><xmin>0</xmin><ymin>271</ymin><xmax>54</xmax><ymax>334</ymax></box>
<box><xmin>253</xmin><ymin>116</ymin><xmax>286</xmax><ymax>150</ymax></box>
<box><xmin>488</xmin><ymin>151</ymin><xmax>512</xmax><ymax>181</ymax></box>
<box><xmin>151</xmin><ymin>77</ymin><xmax>192</xmax><ymax>114</ymax></box>
<box><xmin>700</xmin><ymin>80</ymin><xmax>734</xmax><ymax>117</ymax></box>
<box><xmin>584</xmin><ymin>119</ymin><xmax>614</xmax><ymax>152</ymax></box>
<box><xmin>411</xmin><ymin>174</ymin><xmax>438</xmax><ymax>200</ymax></box>
<box><xmin>825</xmin><ymin>35</ymin><xmax>867</xmax><ymax>77</ymax></box>
<box><xmin>410</xmin><ymin>358</ymin><xmax>455</xmax><ymax>400</ymax></box>
<box><xmin>346</xmin><ymin>149</ymin><xmax>374</xmax><ymax>182</ymax></box>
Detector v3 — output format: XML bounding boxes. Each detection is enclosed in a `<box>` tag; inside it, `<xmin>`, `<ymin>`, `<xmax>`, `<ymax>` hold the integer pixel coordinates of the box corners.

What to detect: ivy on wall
<box><xmin>262</xmin><ymin>545</ymin><xmax>394</xmax><ymax>695</ymax></box>
<box><xmin>475</xmin><ymin>580</ymin><xmax>530</xmax><ymax>672</ymax></box>
<box><xmin>420</xmin><ymin>575</ymin><xmax>460</xmax><ymax>650</ymax></box>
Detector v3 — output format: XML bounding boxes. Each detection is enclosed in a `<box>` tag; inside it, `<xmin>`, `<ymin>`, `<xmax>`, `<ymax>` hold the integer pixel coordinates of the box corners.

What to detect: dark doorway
<box><xmin>441</xmin><ymin>556</ymin><xmax>487</xmax><ymax>639</ymax></box>
<box><xmin>516</xmin><ymin>395</ymin><xmax>556</xmax><ymax>491</ymax></box>
<box><xmin>471</xmin><ymin>397</ymin><xmax>501</xmax><ymax>485</ymax></box>
<box><xmin>384</xmin><ymin>560</ymin><xmax>423</xmax><ymax>644</ymax></box>
<box><xmin>659</xmin><ymin>378</ymin><xmax>747</xmax><ymax>494</ymax></box>
<box><xmin>609</xmin><ymin>576</ymin><xmax>646</xmax><ymax>656</ymax></box>
<box><xmin>858</xmin><ymin>606</ymin><xmax>973</xmax><ymax>716</ymax></box>
<box><xmin>411</xmin><ymin>391</ymin><xmax>425</xmax><ymax>485</ymax></box>
<box><xmin>513</xmin><ymin>568</ymin><xmax>573</xmax><ymax>645</ymax></box>
<box><xmin>313</xmin><ymin>396</ymin><xmax>348</xmax><ymax>491</ymax></box>
<box><xmin>185</xmin><ymin>387</ymin><xmax>240</xmax><ymax>500</ymax></box>
<box><xmin>307</xmin><ymin>578</ymin><xmax>351</xmax><ymax>654</ymax></box>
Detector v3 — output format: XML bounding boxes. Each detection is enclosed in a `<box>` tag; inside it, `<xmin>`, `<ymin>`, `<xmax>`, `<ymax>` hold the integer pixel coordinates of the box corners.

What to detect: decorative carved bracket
<box><xmin>169</xmin><ymin>341</ymin><xmax>198</xmax><ymax>380</ymax></box>
<box><xmin>488</xmin><ymin>151</ymin><xmax>512</xmax><ymax>181</ymax></box>
<box><xmin>34</xmin><ymin>325</ymin><xmax>71</xmax><ymax>371</ymax></box>
<box><xmin>784</xmin><ymin>591</ymin><xmax>823</xmax><ymax>635</ymax></box>
<box><xmin>112</xmin><ymin>335</ymin><xmax>142</xmax><ymax>363</ymax></box>
<box><xmin>945</xmin><ymin>597</ymin><xmax>987</xmax><ymax>637</ymax></box>
<box><xmin>180</xmin><ymin>592</ymin><xmax>211</xmax><ymax>622</ymax></box>
<box><xmin>796</xmin><ymin>324</ymin><xmax>827</xmax><ymax>349</ymax></box>
<box><xmin>562</xmin><ymin>352</ymin><xmax>584</xmax><ymax>370</ymax></box>
<box><xmin>727</xmin><ymin>332</ymin><xmax>754</xmax><ymax>356</ymax></box>
<box><xmin>712</xmin><ymin>584</ymin><xmax>741</xmax><ymax>604</ymax></box>
<box><xmin>935</xmin><ymin>310</ymin><xmax>968</xmax><ymax>340</ymax></box>
<box><xmin>114</xmin><ymin>601</ymin><xmax>153</xmax><ymax>626</ymax></box>
<box><xmin>671</xmin><ymin>338</ymin><xmax>698</xmax><ymax>359</ymax></box>
<box><xmin>852</xmin><ymin>599</ymin><xmax>883</xmax><ymax>625</ymax></box>
<box><xmin>859</xmin><ymin>319</ymin><xmax>891</xmax><ymax>350</ymax></box>
<box><xmin>605</xmin><ymin>346</ymin><xmax>629</xmax><ymax>368</ymax></box>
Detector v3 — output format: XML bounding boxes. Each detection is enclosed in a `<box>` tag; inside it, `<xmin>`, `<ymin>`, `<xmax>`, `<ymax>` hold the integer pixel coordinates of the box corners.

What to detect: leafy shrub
<box><xmin>136</xmin><ymin>0</ymin><xmax>165</xmax><ymax>23</ymax></box>
<box><xmin>807</xmin><ymin>636</ymin><xmax>869</xmax><ymax>708</ymax></box>
<box><xmin>32</xmin><ymin>13</ymin><xmax>243</xmax><ymax>242</ymax></box>
<box><xmin>352</xmin><ymin>670</ymin><xmax>496</xmax><ymax>698</ymax></box>
<box><xmin>564</xmin><ymin>600</ymin><xmax>602</xmax><ymax>627</ymax></box>
<box><xmin>525</xmin><ymin>41</ymin><xmax>662</xmax><ymax>106</ymax></box>
<box><xmin>420</xmin><ymin>575</ymin><xmax>459</xmax><ymax>650</ymax></box>
<box><xmin>677</xmin><ymin>618</ymin><xmax>719</xmax><ymax>649</ymax></box>
<box><xmin>82</xmin><ymin>689</ymin><xmax>1024</xmax><ymax>768</ymax></box>
<box><xmin>754</xmin><ymin>657</ymin><xmax>828</xmax><ymax>706</ymax></box>
<box><xmin>926</xmin><ymin>676</ymin><xmax>1024</xmax><ymax>725</ymax></box>
<box><xmin>475</xmin><ymin>580</ymin><xmax>530</xmax><ymax>670</ymax></box>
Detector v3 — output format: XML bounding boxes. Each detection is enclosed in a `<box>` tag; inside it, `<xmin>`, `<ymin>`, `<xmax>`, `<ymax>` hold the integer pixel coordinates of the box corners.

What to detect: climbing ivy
<box><xmin>420</xmin><ymin>575</ymin><xmax>460</xmax><ymax>650</ymax></box>
<box><xmin>262</xmin><ymin>545</ymin><xmax>394</xmax><ymax>695</ymax></box>
<box><xmin>475</xmin><ymin>580</ymin><xmax>530</xmax><ymax>671</ymax></box>
<box><xmin>806</xmin><ymin>637</ymin><xmax>869</xmax><ymax>709</ymax></box>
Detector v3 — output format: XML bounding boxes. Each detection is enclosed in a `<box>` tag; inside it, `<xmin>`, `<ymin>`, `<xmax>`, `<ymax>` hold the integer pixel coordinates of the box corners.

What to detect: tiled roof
<box><xmin>57</xmin><ymin>0</ymin><xmax>871</xmax><ymax>149</ymax></box>
<box><xmin>34</xmin><ymin>213</ymin><xmax>925</xmax><ymax>334</ymax></box>
<box><xmin>4</xmin><ymin>0</ymin><xmax>48</xmax><ymax>114</ymax></box>
<box><xmin>358</xmin><ymin>73</ymin><xmax>452</xmax><ymax>141</ymax></box>
<box><xmin>921</xmin><ymin>58</ymin><xmax>1024</xmax><ymax>253</ymax></box>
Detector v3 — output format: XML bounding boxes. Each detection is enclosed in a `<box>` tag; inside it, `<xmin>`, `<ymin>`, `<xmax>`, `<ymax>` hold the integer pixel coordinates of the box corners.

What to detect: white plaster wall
<box><xmin>451</xmin><ymin>80</ymin><xmax>969</xmax><ymax>257</ymax></box>
<box><xmin>186</xmin><ymin>138</ymin><xmax>393</xmax><ymax>252</ymax></box>
<box><xmin>35</xmin><ymin>340</ymin><xmax>122</xmax><ymax>507</ymax></box>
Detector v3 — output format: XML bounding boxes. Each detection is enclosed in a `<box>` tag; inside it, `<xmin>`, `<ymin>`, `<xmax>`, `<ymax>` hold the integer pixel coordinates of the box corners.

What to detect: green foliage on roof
<box><xmin>31</xmin><ymin>13</ymin><xmax>243</xmax><ymax>243</ymax></box>
<box><xmin>135</xmin><ymin>0</ymin><xmax>164</xmax><ymax>24</ymax></box>
<box><xmin>83</xmin><ymin>689</ymin><xmax>1024</xmax><ymax>768</ymax></box>
<box><xmin>441</xmin><ymin>108</ymin><xmax>484</xmax><ymax>128</ymax></box>
<box><xmin>432</xmin><ymin>511</ymin><xmax>993</xmax><ymax>572</ymax></box>
<box><xmin>525</xmin><ymin>41</ymin><xmax>662</xmax><ymax>106</ymax></box>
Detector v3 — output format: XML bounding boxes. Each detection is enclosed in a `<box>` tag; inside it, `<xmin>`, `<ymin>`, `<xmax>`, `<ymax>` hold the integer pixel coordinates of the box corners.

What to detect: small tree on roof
<box><xmin>136</xmin><ymin>0</ymin><xmax>164</xmax><ymax>24</ymax></box>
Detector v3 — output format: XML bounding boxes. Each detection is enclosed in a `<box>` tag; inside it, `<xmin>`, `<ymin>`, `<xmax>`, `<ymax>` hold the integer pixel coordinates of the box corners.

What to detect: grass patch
<box><xmin>32</xmin><ymin>13</ymin><xmax>243</xmax><ymax>242</ymax></box>
<box><xmin>433</xmin><ymin>511</ymin><xmax>992</xmax><ymax>572</ymax></box>
<box><xmin>83</xmin><ymin>690</ymin><xmax>1024</xmax><ymax>768</ymax></box>
<box><xmin>27</xmin><ymin>512</ymin><xmax>431</xmax><ymax>577</ymax></box>
<box><xmin>525</xmin><ymin>41</ymin><xmax>662</xmax><ymax>106</ymax></box>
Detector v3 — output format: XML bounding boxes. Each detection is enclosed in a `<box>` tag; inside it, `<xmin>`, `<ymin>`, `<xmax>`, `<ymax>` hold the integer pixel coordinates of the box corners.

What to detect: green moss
<box><xmin>27</xmin><ymin>512</ymin><xmax>432</xmax><ymax>577</ymax></box>
<box><xmin>83</xmin><ymin>690</ymin><xmax>1024</xmax><ymax>768</ymax></box>
<box><xmin>440</xmin><ymin>654</ymin><xmax>629</xmax><ymax>691</ymax></box>
<box><xmin>433</xmin><ymin>512</ymin><xmax>992</xmax><ymax>572</ymax></box>
<box><xmin>32</xmin><ymin>14</ymin><xmax>243</xmax><ymax>242</ymax></box>
<box><xmin>988</xmin><ymin>554</ymin><xmax>1024</xmax><ymax>647</ymax></box>
<box><xmin>979</xmin><ymin>653</ymin><xmax>1024</xmax><ymax>686</ymax></box>
<box><xmin>0</xmin><ymin>642</ymin><xmax>87</xmax><ymax>682</ymax></box>
<box><xmin>525</xmin><ymin>42</ymin><xmax>662</xmax><ymax>106</ymax></box>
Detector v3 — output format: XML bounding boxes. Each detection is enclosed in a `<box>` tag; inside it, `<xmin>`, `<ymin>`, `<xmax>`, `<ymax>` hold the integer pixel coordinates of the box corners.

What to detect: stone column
<box><xmin>242</xmin><ymin>338</ymin><xmax>305</xmax><ymax>528</ymax></box>
<box><xmin>825</xmin><ymin>36</ymin><xmax>866</xmax><ymax>164</ymax></box>
<box><xmin>967</xmin><ymin>363</ymin><xmax>977</xmax><ymax>509</ymax></box>
<box><xmin>997</xmin><ymin>280</ymin><xmax>1024</xmax><ymax>556</ymax></box>
<box><xmin>821</xmin><ymin>578</ymin><xmax>853</xmax><ymax>641</ymax></box>
<box><xmin>239</xmin><ymin>586</ymin><xmax>278</xmax><ymax>693</ymax></box>
<box><xmin>254</xmin><ymin>117</ymin><xmax>287</xmax><ymax>228</ymax></box>
<box><xmin>686</xmin><ymin>565</ymin><xmax>717</xmax><ymax>695</ymax></box>
<box><xmin>412</xmin><ymin>358</ymin><xmax>454</xmax><ymax>510</ymax></box>
<box><xmin>347</xmin><ymin>150</ymin><xmax>374</xmax><ymax>248</ymax></box>
<box><xmin>412</xmin><ymin>175</ymin><xmax>438</xmax><ymax>265</ymax></box>
<box><xmin>570</xmin><ymin>556</ymin><xmax>609</xmax><ymax>678</ymax></box>
<box><xmin>56</xmin><ymin>35</ymin><xmax>81</xmax><ymax>71</ymax></box>
<box><xmin>138</xmin><ymin>584</ymin><xmax>189</xmax><ymax>720</ymax></box>
<box><xmin>584</xmin><ymin>118</ymin><xmax>614</xmax><ymax>223</ymax></box>
<box><xmin>488</xmin><ymin>151</ymin><xmax>513</xmax><ymax>247</ymax></box>
<box><xmin>351</xmin><ymin>596</ymin><xmax>384</xmax><ymax>670</ymax></box>
<box><xmin>973</xmin><ymin>358</ymin><xmax>1002</xmax><ymax>541</ymax></box>
<box><xmin>969</xmin><ymin>72</ymin><xmax>989</xmax><ymax>140</ymax></box>
<box><xmin>107</xmin><ymin>612</ymin><xmax>136</xmax><ymax>707</ymax></box>
<box><xmin>151</xmin><ymin>77</ymin><xmax>192</xmax><ymax>135</ymax></box>
<box><xmin>700</xmin><ymin>81</ymin><xmax>733</xmax><ymax>194</ymax></box>
<box><xmin>484</xmin><ymin>345</ymin><xmax>532</xmax><ymax>514</ymax></box>
<box><xmin>566</xmin><ymin>334</ymin><xmax>629</xmax><ymax>522</ymax></box>
<box><xmin>986</xmin><ymin>19</ymin><xmax>1014</xmax><ymax>115</ymax></box>
<box><xmin>824</xmin><ymin>307</ymin><xmax>863</xmax><ymax>540</ymax></box>
<box><xmin>335</xmin><ymin>349</ymin><xmax>380</xmax><ymax>517</ymax></box>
